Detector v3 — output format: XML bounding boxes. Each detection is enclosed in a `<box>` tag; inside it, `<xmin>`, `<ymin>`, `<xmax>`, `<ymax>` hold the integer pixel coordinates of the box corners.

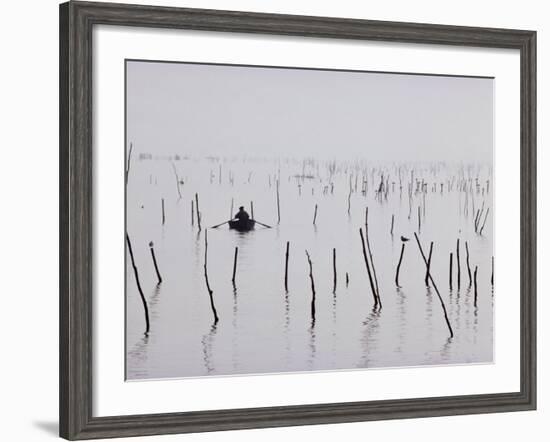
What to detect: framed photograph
<box><xmin>59</xmin><ymin>1</ymin><xmax>536</xmax><ymax>439</ymax></box>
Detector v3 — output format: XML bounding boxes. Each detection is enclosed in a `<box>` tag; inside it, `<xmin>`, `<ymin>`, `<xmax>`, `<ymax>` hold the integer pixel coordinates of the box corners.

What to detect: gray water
<box><xmin>126</xmin><ymin>157</ymin><xmax>493</xmax><ymax>380</ymax></box>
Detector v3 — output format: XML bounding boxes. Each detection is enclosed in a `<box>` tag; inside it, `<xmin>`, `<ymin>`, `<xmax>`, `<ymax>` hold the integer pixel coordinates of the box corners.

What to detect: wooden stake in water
<box><xmin>413</xmin><ymin>233</ymin><xmax>454</xmax><ymax>338</ymax></box>
<box><xmin>195</xmin><ymin>193</ymin><xmax>201</xmax><ymax>231</ymax></box>
<box><xmin>250</xmin><ymin>201</ymin><xmax>254</xmax><ymax>220</ymax></box>
<box><xmin>171</xmin><ymin>162</ymin><xmax>182</xmax><ymax>199</ymax></box>
<box><xmin>284</xmin><ymin>241</ymin><xmax>290</xmax><ymax>292</ymax></box>
<box><xmin>390</xmin><ymin>214</ymin><xmax>395</xmax><ymax>236</ymax></box>
<box><xmin>313</xmin><ymin>204</ymin><xmax>318</xmax><ymax>225</ymax></box>
<box><xmin>191</xmin><ymin>200</ymin><xmax>194</xmax><ymax>226</ymax></box>
<box><xmin>479</xmin><ymin>208</ymin><xmax>490</xmax><ymax>235</ymax></box>
<box><xmin>456</xmin><ymin>238</ymin><xmax>461</xmax><ymax>290</ymax></box>
<box><xmin>149</xmin><ymin>241</ymin><xmax>162</xmax><ymax>284</ymax></box>
<box><xmin>231</xmin><ymin>247</ymin><xmax>238</xmax><ymax>284</ymax></box>
<box><xmin>365</xmin><ymin>226</ymin><xmax>380</xmax><ymax>302</ymax></box>
<box><xmin>465</xmin><ymin>241</ymin><xmax>472</xmax><ymax>286</ymax></box>
<box><xmin>305</xmin><ymin>250</ymin><xmax>316</xmax><ymax>324</ymax></box>
<box><xmin>449</xmin><ymin>252</ymin><xmax>453</xmax><ymax>290</ymax></box>
<box><xmin>126</xmin><ymin>142</ymin><xmax>133</xmax><ymax>185</ymax></box>
<box><xmin>491</xmin><ymin>256</ymin><xmax>494</xmax><ymax>286</ymax></box>
<box><xmin>395</xmin><ymin>243</ymin><xmax>405</xmax><ymax>288</ymax></box>
<box><xmin>425</xmin><ymin>241</ymin><xmax>433</xmax><ymax>287</ymax></box>
<box><xmin>161</xmin><ymin>198</ymin><xmax>165</xmax><ymax>226</ymax></box>
<box><xmin>475</xmin><ymin>201</ymin><xmax>485</xmax><ymax>232</ymax></box>
<box><xmin>346</xmin><ymin>272</ymin><xmax>349</xmax><ymax>287</ymax></box>
<box><xmin>474</xmin><ymin>265</ymin><xmax>479</xmax><ymax>307</ymax></box>
<box><xmin>203</xmin><ymin>230</ymin><xmax>219</xmax><ymax>324</ymax></box>
<box><xmin>332</xmin><ymin>248</ymin><xmax>337</xmax><ymax>292</ymax></box>
<box><xmin>126</xmin><ymin>234</ymin><xmax>149</xmax><ymax>335</ymax></box>
<box><xmin>360</xmin><ymin>228</ymin><xmax>379</xmax><ymax>308</ymax></box>
<box><xmin>363</xmin><ymin>208</ymin><xmax>380</xmax><ymax>300</ymax></box>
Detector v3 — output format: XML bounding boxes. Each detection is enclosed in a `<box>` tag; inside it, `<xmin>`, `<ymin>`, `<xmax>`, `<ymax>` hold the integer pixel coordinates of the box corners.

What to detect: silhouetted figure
<box><xmin>401</xmin><ymin>236</ymin><xmax>410</xmax><ymax>242</ymax></box>
<box><xmin>234</xmin><ymin>206</ymin><xmax>250</xmax><ymax>221</ymax></box>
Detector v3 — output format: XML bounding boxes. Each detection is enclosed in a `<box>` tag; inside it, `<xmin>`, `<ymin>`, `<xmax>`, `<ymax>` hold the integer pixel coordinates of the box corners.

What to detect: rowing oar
<box><xmin>254</xmin><ymin>220</ymin><xmax>272</xmax><ymax>229</ymax></box>
<box><xmin>211</xmin><ymin>220</ymin><xmax>231</xmax><ymax>229</ymax></box>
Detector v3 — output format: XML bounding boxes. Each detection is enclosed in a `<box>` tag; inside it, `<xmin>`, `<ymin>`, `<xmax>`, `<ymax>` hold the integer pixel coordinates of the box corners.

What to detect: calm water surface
<box><xmin>126</xmin><ymin>157</ymin><xmax>493</xmax><ymax>380</ymax></box>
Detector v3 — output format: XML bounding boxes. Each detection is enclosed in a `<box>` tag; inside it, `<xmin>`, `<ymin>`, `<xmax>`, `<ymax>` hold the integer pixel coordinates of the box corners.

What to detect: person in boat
<box><xmin>234</xmin><ymin>206</ymin><xmax>250</xmax><ymax>222</ymax></box>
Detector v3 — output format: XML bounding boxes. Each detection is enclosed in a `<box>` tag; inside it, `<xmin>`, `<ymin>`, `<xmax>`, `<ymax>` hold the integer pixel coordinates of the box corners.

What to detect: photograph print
<box><xmin>125</xmin><ymin>60</ymin><xmax>494</xmax><ymax>381</ymax></box>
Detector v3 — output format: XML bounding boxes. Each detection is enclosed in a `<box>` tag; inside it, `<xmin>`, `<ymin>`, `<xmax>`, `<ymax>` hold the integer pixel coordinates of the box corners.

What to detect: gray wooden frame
<box><xmin>59</xmin><ymin>1</ymin><xmax>536</xmax><ymax>439</ymax></box>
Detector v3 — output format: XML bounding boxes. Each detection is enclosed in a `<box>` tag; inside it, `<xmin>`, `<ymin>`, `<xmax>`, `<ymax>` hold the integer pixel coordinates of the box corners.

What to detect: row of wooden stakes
<box><xmin>127</xmin><ymin>221</ymin><xmax>492</xmax><ymax>341</ymax></box>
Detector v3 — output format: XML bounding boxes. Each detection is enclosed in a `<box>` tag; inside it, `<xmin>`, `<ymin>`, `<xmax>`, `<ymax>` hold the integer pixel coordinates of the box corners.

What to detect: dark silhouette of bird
<box><xmin>401</xmin><ymin>236</ymin><xmax>410</xmax><ymax>242</ymax></box>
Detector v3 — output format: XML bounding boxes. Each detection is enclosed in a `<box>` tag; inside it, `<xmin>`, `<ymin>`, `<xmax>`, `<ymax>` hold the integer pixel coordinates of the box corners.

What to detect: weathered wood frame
<box><xmin>59</xmin><ymin>1</ymin><xmax>536</xmax><ymax>439</ymax></box>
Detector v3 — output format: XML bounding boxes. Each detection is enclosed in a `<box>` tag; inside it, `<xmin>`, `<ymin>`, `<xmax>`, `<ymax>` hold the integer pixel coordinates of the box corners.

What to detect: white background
<box><xmin>0</xmin><ymin>0</ymin><xmax>546</xmax><ymax>441</ymax></box>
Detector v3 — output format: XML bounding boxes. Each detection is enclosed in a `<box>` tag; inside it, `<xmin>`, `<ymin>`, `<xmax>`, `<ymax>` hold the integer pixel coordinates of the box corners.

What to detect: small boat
<box><xmin>228</xmin><ymin>219</ymin><xmax>256</xmax><ymax>232</ymax></box>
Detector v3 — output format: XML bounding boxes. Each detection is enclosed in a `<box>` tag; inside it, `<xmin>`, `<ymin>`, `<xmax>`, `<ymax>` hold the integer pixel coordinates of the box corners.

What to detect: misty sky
<box><xmin>126</xmin><ymin>60</ymin><xmax>493</xmax><ymax>162</ymax></box>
